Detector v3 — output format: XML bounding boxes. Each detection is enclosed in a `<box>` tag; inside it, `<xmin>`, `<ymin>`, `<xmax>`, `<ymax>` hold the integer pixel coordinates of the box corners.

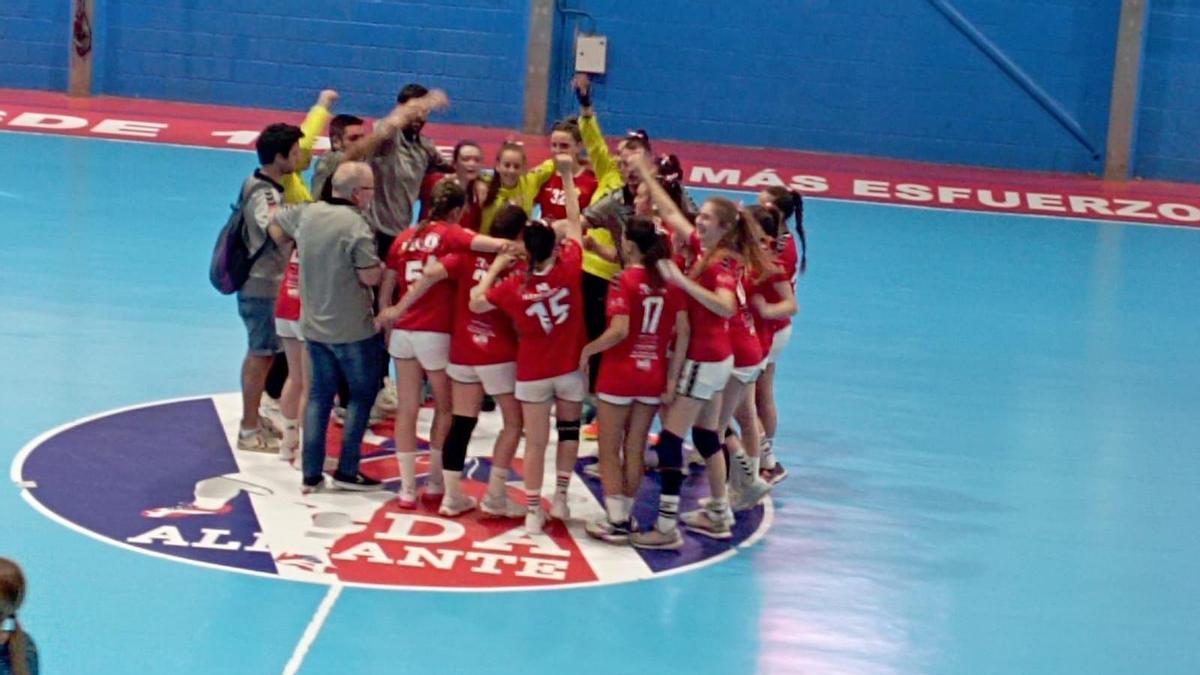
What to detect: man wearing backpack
<box><xmin>235</xmin><ymin>122</ymin><xmax>304</xmax><ymax>452</ymax></box>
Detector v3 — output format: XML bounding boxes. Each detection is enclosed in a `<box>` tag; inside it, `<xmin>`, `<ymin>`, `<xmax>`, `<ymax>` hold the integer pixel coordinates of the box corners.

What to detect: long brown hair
<box><xmin>693</xmin><ymin>197</ymin><xmax>775</xmax><ymax>282</ymax></box>
<box><xmin>763</xmin><ymin>186</ymin><xmax>807</xmax><ymax>274</ymax></box>
<box><xmin>0</xmin><ymin>558</ymin><xmax>29</xmax><ymax>675</ymax></box>
<box><xmin>422</xmin><ymin>178</ymin><xmax>467</xmax><ymax>229</ymax></box>
<box><xmin>482</xmin><ymin>141</ymin><xmax>527</xmax><ymax>209</ymax></box>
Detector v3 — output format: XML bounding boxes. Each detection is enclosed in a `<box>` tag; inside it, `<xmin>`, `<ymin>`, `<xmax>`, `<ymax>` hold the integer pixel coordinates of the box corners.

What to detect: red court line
<box><xmin>2</xmin><ymin>87</ymin><xmax>1198</xmax><ymax>227</ymax></box>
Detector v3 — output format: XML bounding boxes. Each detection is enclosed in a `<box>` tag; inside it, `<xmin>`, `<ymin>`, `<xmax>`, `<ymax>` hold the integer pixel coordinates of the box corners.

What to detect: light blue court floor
<box><xmin>1</xmin><ymin>131</ymin><xmax>1199</xmax><ymax>675</ymax></box>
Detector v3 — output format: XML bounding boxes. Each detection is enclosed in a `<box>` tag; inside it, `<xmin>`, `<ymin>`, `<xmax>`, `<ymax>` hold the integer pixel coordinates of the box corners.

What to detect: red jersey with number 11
<box><xmin>385</xmin><ymin>221</ymin><xmax>477</xmax><ymax>333</ymax></box>
<box><xmin>487</xmin><ymin>239</ymin><xmax>586</xmax><ymax>381</ymax></box>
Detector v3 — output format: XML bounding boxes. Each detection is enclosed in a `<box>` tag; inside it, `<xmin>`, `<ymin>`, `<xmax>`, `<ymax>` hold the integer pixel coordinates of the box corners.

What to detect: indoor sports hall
<box><xmin>1</xmin><ymin>2</ymin><xmax>1198</xmax><ymax>674</ymax></box>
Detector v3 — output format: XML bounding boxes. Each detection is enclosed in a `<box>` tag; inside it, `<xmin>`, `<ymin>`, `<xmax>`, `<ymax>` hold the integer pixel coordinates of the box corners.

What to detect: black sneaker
<box><xmin>301</xmin><ymin>475</ymin><xmax>325</xmax><ymax>495</ymax></box>
<box><xmin>331</xmin><ymin>471</ymin><xmax>383</xmax><ymax>492</ymax></box>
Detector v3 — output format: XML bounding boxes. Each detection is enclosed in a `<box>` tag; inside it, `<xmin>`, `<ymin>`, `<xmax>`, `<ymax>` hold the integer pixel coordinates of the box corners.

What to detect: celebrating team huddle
<box><xmin>227</xmin><ymin>74</ymin><xmax>806</xmax><ymax>551</ymax></box>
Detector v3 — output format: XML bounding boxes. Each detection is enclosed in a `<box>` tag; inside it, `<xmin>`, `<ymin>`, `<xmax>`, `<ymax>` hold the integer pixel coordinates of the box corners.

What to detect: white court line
<box><xmin>281</xmin><ymin>582</ymin><xmax>343</xmax><ymax>675</ymax></box>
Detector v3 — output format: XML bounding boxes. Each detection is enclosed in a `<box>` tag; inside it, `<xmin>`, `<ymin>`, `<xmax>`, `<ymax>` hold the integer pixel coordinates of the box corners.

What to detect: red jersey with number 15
<box><xmin>385</xmin><ymin>221</ymin><xmax>477</xmax><ymax>333</ymax></box>
<box><xmin>441</xmin><ymin>252</ymin><xmax>522</xmax><ymax>366</ymax></box>
<box><xmin>487</xmin><ymin>239</ymin><xmax>586</xmax><ymax>381</ymax></box>
<box><xmin>596</xmin><ymin>266</ymin><xmax>686</xmax><ymax>398</ymax></box>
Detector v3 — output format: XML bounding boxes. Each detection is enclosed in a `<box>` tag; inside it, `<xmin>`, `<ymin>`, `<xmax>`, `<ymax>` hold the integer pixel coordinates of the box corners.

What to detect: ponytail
<box><xmin>792</xmin><ymin>189</ymin><xmax>807</xmax><ymax>275</ymax></box>
<box><xmin>624</xmin><ymin>217</ymin><xmax>669</xmax><ymax>287</ymax></box>
<box><xmin>1</xmin><ymin>557</ymin><xmax>29</xmax><ymax>675</ymax></box>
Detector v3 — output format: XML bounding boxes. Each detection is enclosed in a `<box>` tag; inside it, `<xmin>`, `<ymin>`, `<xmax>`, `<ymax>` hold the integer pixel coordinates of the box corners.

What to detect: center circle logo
<box><xmin>12</xmin><ymin>394</ymin><xmax>772</xmax><ymax>591</ymax></box>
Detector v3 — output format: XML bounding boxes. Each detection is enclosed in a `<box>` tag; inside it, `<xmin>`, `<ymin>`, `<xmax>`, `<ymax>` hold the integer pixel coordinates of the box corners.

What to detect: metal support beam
<box><xmin>522</xmin><ymin>0</ymin><xmax>555</xmax><ymax>134</ymax></box>
<box><xmin>68</xmin><ymin>0</ymin><xmax>95</xmax><ymax>96</ymax></box>
<box><xmin>1104</xmin><ymin>0</ymin><xmax>1150</xmax><ymax>180</ymax></box>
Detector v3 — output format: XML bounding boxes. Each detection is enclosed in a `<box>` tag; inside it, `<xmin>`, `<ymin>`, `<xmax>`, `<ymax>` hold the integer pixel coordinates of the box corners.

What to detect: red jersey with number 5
<box><xmin>486</xmin><ymin>239</ymin><xmax>585</xmax><ymax>381</ymax></box>
<box><xmin>442</xmin><ymin>252</ymin><xmax>522</xmax><ymax>366</ymax></box>
<box><xmin>535</xmin><ymin>170</ymin><xmax>598</xmax><ymax>222</ymax></box>
<box><xmin>385</xmin><ymin>221</ymin><xmax>477</xmax><ymax>333</ymax></box>
<box><xmin>596</xmin><ymin>266</ymin><xmax>686</xmax><ymax>398</ymax></box>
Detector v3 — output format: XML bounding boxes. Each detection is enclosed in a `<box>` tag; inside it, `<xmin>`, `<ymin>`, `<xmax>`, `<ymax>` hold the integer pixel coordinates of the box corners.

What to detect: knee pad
<box><xmin>654</xmin><ymin>430</ymin><xmax>684</xmax><ymax>470</ymax></box>
<box><xmin>693</xmin><ymin>427</ymin><xmax>722</xmax><ymax>459</ymax></box>
<box><xmin>443</xmin><ymin>415</ymin><xmax>479</xmax><ymax>471</ymax></box>
<box><xmin>556</xmin><ymin>418</ymin><xmax>581</xmax><ymax>443</ymax></box>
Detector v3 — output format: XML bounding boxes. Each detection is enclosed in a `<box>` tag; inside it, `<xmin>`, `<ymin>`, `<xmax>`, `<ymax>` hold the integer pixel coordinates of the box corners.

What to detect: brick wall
<box><xmin>98</xmin><ymin>0</ymin><xmax>529</xmax><ymax>127</ymax></box>
<box><xmin>0</xmin><ymin>0</ymin><xmax>69</xmax><ymax>91</ymax></box>
<box><xmin>1137</xmin><ymin>0</ymin><xmax>1200</xmax><ymax>182</ymax></box>
<box><xmin>555</xmin><ymin>0</ymin><xmax>1119</xmax><ymax>174</ymax></box>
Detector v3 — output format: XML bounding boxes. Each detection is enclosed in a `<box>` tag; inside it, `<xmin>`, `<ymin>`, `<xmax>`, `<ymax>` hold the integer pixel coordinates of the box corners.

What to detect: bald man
<box><xmin>269</xmin><ymin>162</ymin><xmax>385</xmax><ymax>493</ymax></box>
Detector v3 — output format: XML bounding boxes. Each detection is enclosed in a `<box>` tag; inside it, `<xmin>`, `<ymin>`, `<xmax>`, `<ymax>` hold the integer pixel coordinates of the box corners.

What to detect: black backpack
<box><xmin>208</xmin><ymin>181</ymin><xmax>274</xmax><ymax>295</ymax></box>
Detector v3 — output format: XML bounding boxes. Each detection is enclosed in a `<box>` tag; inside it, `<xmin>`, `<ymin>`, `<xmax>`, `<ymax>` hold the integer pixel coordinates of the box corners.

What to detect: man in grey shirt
<box><xmin>344</xmin><ymin>84</ymin><xmax>451</xmax><ymax>259</ymax></box>
<box><xmin>310</xmin><ymin>113</ymin><xmax>365</xmax><ymax>201</ymax></box>
<box><xmin>236</xmin><ymin>122</ymin><xmax>302</xmax><ymax>453</ymax></box>
<box><xmin>270</xmin><ymin>161</ymin><xmax>385</xmax><ymax>493</ymax></box>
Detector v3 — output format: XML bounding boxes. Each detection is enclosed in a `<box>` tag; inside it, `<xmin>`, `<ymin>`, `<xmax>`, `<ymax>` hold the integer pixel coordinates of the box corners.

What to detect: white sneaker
<box><xmin>258</xmin><ymin>415</ymin><xmax>283</xmax><ymax>440</ymax></box>
<box><xmin>374</xmin><ymin>379</ymin><xmax>398</xmax><ymax>413</ymax></box>
<box><xmin>585</xmin><ymin>518</ymin><xmax>632</xmax><ymax>545</ymax></box>
<box><xmin>480</xmin><ymin>493</ymin><xmax>525</xmax><ymax>518</ymax></box>
<box><xmin>525</xmin><ymin>508</ymin><xmax>546</xmax><ymax>535</ymax></box>
<box><xmin>237</xmin><ymin>428</ymin><xmax>279</xmax><ymax>453</ymax></box>
<box><xmin>438</xmin><ymin>494</ymin><xmax>478</xmax><ymax>518</ymax></box>
<box><xmin>630</xmin><ymin>526</ymin><xmax>684</xmax><ymax>550</ymax></box>
<box><xmin>731</xmin><ymin>477</ymin><xmax>772</xmax><ymax>512</ymax></box>
<box><xmin>681</xmin><ymin>507</ymin><xmax>733</xmax><ymax>540</ymax></box>
<box><xmin>549</xmin><ymin>494</ymin><xmax>571</xmax><ymax>521</ymax></box>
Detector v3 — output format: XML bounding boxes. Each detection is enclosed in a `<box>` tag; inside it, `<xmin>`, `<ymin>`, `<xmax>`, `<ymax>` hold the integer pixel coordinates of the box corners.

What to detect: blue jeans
<box><xmin>303</xmin><ymin>335</ymin><xmax>385</xmax><ymax>481</ymax></box>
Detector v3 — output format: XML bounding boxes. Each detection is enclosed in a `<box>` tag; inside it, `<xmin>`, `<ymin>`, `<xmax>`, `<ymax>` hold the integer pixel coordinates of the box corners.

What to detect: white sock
<box><xmin>486</xmin><ymin>467</ymin><xmax>508</xmax><ymax>499</ymax></box>
<box><xmin>751</xmin><ymin>454</ymin><xmax>761</xmax><ymax>476</ymax></box>
<box><xmin>620</xmin><ymin>495</ymin><xmax>634</xmax><ymax>523</ymax></box>
<box><xmin>397</xmin><ymin>452</ymin><xmax>417</xmax><ymax>494</ymax></box>
<box><xmin>555</xmin><ymin>472</ymin><xmax>571</xmax><ymax>497</ymax></box>
<box><xmin>604</xmin><ymin>496</ymin><xmax>624</xmax><ymax>524</ymax></box>
<box><xmin>428</xmin><ymin>449</ymin><xmax>444</xmax><ymax>487</ymax></box>
<box><xmin>526</xmin><ymin>489</ymin><xmax>541</xmax><ymax>513</ymax></box>
<box><xmin>444</xmin><ymin>470</ymin><xmax>462</xmax><ymax>498</ymax></box>
<box><xmin>282</xmin><ymin>418</ymin><xmax>299</xmax><ymax>449</ymax></box>
<box><xmin>733</xmin><ymin>449</ymin><xmax>755</xmax><ymax>481</ymax></box>
<box><xmin>761</xmin><ymin>437</ymin><xmax>776</xmax><ymax>470</ymax></box>
<box><xmin>656</xmin><ymin>495</ymin><xmax>680</xmax><ymax>532</ymax></box>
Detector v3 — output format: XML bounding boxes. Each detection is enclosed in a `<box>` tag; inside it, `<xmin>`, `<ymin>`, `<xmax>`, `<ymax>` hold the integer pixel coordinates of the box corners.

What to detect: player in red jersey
<box><xmin>628</xmin><ymin>156</ymin><xmax>776</xmax><ymax>549</ymax></box>
<box><xmin>375</xmin><ymin>205</ymin><xmax>530</xmax><ymax>518</ymax></box>
<box><xmin>755</xmin><ymin>187</ymin><xmax>807</xmax><ymax>484</ymax></box>
<box><xmin>470</xmin><ymin>155</ymin><xmax>587</xmax><ymax>535</ymax></box>
<box><xmin>579</xmin><ymin>217</ymin><xmax>689</xmax><ymax>544</ymax></box>
<box><xmin>534</xmin><ymin>120</ymin><xmax>599</xmax><ymax>222</ymax></box>
<box><xmin>377</xmin><ymin>181</ymin><xmax>513</xmax><ymax>510</ymax></box>
<box><xmin>273</xmin><ymin>246</ymin><xmax>308</xmax><ymax>467</ymax></box>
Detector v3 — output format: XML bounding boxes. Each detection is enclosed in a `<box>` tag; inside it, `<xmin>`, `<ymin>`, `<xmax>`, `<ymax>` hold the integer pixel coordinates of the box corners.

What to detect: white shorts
<box><xmin>766</xmin><ymin>324</ymin><xmax>793</xmax><ymax>364</ymax></box>
<box><xmin>388</xmin><ymin>330</ymin><xmax>450</xmax><ymax>371</ymax></box>
<box><xmin>275</xmin><ymin>318</ymin><xmax>304</xmax><ymax>341</ymax></box>
<box><xmin>597</xmin><ymin>393</ymin><xmax>661</xmax><ymax>407</ymax></box>
<box><xmin>675</xmin><ymin>356</ymin><xmax>735</xmax><ymax>401</ymax></box>
<box><xmin>731</xmin><ymin>359</ymin><xmax>767</xmax><ymax>385</ymax></box>
<box><xmin>515</xmin><ymin>370</ymin><xmax>588</xmax><ymax>404</ymax></box>
<box><xmin>447</xmin><ymin>362</ymin><xmax>517</xmax><ymax>396</ymax></box>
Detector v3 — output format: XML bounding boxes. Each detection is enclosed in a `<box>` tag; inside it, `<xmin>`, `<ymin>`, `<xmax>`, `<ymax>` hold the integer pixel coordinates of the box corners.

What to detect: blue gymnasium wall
<box><xmin>1137</xmin><ymin>1</ymin><xmax>1200</xmax><ymax>182</ymax></box>
<box><xmin>0</xmin><ymin>0</ymin><xmax>69</xmax><ymax>91</ymax></box>
<box><xmin>552</xmin><ymin>0</ymin><xmax>1120</xmax><ymax>175</ymax></box>
<box><xmin>3</xmin><ymin>1</ymin><xmax>1200</xmax><ymax>182</ymax></box>
<box><xmin>95</xmin><ymin>0</ymin><xmax>529</xmax><ymax>127</ymax></box>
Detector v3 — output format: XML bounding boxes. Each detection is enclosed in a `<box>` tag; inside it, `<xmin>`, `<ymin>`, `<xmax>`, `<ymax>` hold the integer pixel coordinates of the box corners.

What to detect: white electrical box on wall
<box><xmin>575</xmin><ymin>34</ymin><xmax>608</xmax><ymax>74</ymax></box>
